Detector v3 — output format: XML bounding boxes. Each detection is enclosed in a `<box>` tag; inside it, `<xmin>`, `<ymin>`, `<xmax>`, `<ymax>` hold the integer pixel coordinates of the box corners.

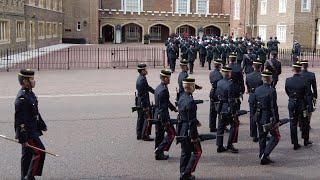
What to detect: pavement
<box><xmin>0</xmin><ymin>67</ymin><xmax>319</xmax><ymax>180</ymax></box>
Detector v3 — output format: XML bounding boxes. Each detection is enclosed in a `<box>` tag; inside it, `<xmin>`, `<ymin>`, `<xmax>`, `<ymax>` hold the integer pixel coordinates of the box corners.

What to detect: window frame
<box><xmin>16</xmin><ymin>20</ymin><xmax>26</xmax><ymax>42</ymax></box>
<box><xmin>176</xmin><ymin>0</ymin><xmax>191</xmax><ymax>14</ymax></box>
<box><xmin>38</xmin><ymin>21</ymin><xmax>45</xmax><ymax>39</ymax></box>
<box><xmin>121</xmin><ymin>0</ymin><xmax>143</xmax><ymax>12</ymax></box>
<box><xmin>196</xmin><ymin>0</ymin><xmax>209</xmax><ymax>14</ymax></box>
<box><xmin>0</xmin><ymin>19</ymin><xmax>10</xmax><ymax>44</ymax></box>
<box><xmin>260</xmin><ymin>0</ymin><xmax>267</xmax><ymax>15</ymax></box>
<box><xmin>234</xmin><ymin>0</ymin><xmax>240</xmax><ymax>20</ymax></box>
<box><xmin>301</xmin><ymin>0</ymin><xmax>311</xmax><ymax>12</ymax></box>
<box><xmin>46</xmin><ymin>22</ymin><xmax>52</xmax><ymax>38</ymax></box>
<box><xmin>258</xmin><ymin>25</ymin><xmax>267</xmax><ymax>41</ymax></box>
<box><xmin>276</xmin><ymin>25</ymin><xmax>287</xmax><ymax>43</ymax></box>
<box><xmin>279</xmin><ymin>0</ymin><xmax>287</xmax><ymax>14</ymax></box>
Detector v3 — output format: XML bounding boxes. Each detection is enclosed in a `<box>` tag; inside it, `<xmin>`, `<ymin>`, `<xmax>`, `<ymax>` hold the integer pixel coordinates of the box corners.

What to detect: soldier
<box><xmin>300</xmin><ymin>60</ymin><xmax>317</xmax><ymax>129</ymax></box>
<box><xmin>177</xmin><ymin>77</ymin><xmax>202</xmax><ymax>180</ymax></box>
<box><xmin>215</xmin><ymin>66</ymin><xmax>239</xmax><ymax>153</ymax></box>
<box><xmin>285</xmin><ymin>62</ymin><xmax>312</xmax><ymax>150</ymax></box>
<box><xmin>229</xmin><ymin>53</ymin><xmax>245</xmax><ymax>111</ymax></box>
<box><xmin>177</xmin><ymin>59</ymin><xmax>202</xmax><ymax>101</ymax></box>
<box><xmin>213</xmin><ymin>42</ymin><xmax>223</xmax><ymax>60</ymax></box>
<box><xmin>267</xmin><ymin>37</ymin><xmax>273</xmax><ymax>59</ymax></box>
<box><xmin>256</xmin><ymin>44</ymin><xmax>269</xmax><ymax>71</ymax></box>
<box><xmin>206</xmin><ymin>42</ymin><xmax>214</xmax><ymax>70</ymax></box>
<box><xmin>167</xmin><ymin>43</ymin><xmax>177</xmax><ymax>73</ymax></box>
<box><xmin>253</xmin><ymin>70</ymin><xmax>280</xmax><ymax>165</ymax></box>
<box><xmin>292</xmin><ymin>40</ymin><xmax>301</xmax><ymax>63</ymax></box>
<box><xmin>180</xmin><ymin>41</ymin><xmax>189</xmax><ymax>60</ymax></box>
<box><xmin>199</xmin><ymin>41</ymin><xmax>207</xmax><ymax>68</ymax></box>
<box><xmin>265</xmin><ymin>51</ymin><xmax>282</xmax><ymax>88</ymax></box>
<box><xmin>209</xmin><ymin>59</ymin><xmax>223</xmax><ymax>132</ymax></box>
<box><xmin>154</xmin><ymin>69</ymin><xmax>178</xmax><ymax>160</ymax></box>
<box><xmin>245</xmin><ymin>59</ymin><xmax>263</xmax><ymax>142</ymax></box>
<box><xmin>187</xmin><ymin>44</ymin><xmax>197</xmax><ymax>74</ymax></box>
<box><xmin>15</xmin><ymin>69</ymin><xmax>47</xmax><ymax>180</ymax></box>
<box><xmin>242</xmin><ymin>47</ymin><xmax>257</xmax><ymax>75</ymax></box>
<box><xmin>235</xmin><ymin>43</ymin><xmax>246</xmax><ymax>65</ymax></box>
<box><xmin>135</xmin><ymin>63</ymin><xmax>155</xmax><ymax>141</ymax></box>
<box><xmin>272</xmin><ymin>37</ymin><xmax>280</xmax><ymax>53</ymax></box>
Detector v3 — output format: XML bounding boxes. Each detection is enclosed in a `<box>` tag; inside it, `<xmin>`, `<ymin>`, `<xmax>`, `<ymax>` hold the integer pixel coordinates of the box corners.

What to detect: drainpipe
<box><xmin>314</xmin><ymin>18</ymin><xmax>318</xmax><ymax>51</ymax></box>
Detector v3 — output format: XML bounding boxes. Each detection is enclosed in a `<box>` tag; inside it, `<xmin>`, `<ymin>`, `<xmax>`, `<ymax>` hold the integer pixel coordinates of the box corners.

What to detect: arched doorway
<box><xmin>102</xmin><ymin>25</ymin><xmax>114</xmax><ymax>43</ymax></box>
<box><xmin>204</xmin><ymin>25</ymin><xmax>221</xmax><ymax>37</ymax></box>
<box><xmin>122</xmin><ymin>23</ymin><xmax>143</xmax><ymax>43</ymax></box>
<box><xmin>149</xmin><ymin>24</ymin><xmax>170</xmax><ymax>43</ymax></box>
<box><xmin>176</xmin><ymin>25</ymin><xmax>196</xmax><ymax>37</ymax></box>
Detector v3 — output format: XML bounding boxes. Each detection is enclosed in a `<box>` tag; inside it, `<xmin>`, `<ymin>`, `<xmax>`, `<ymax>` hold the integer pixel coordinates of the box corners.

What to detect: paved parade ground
<box><xmin>0</xmin><ymin>67</ymin><xmax>320</xmax><ymax>180</ymax></box>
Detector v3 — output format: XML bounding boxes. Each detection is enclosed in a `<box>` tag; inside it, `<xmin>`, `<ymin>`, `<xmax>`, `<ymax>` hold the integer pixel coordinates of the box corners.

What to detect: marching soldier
<box><xmin>209</xmin><ymin>59</ymin><xmax>223</xmax><ymax>132</ymax></box>
<box><xmin>180</xmin><ymin>41</ymin><xmax>189</xmax><ymax>60</ymax></box>
<box><xmin>242</xmin><ymin>47</ymin><xmax>257</xmax><ymax>75</ymax></box>
<box><xmin>177</xmin><ymin>77</ymin><xmax>202</xmax><ymax>180</ymax></box>
<box><xmin>235</xmin><ymin>43</ymin><xmax>246</xmax><ymax>65</ymax></box>
<box><xmin>154</xmin><ymin>69</ymin><xmax>177</xmax><ymax>160</ymax></box>
<box><xmin>229</xmin><ymin>53</ymin><xmax>245</xmax><ymax>111</ymax></box>
<box><xmin>253</xmin><ymin>70</ymin><xmax>280</xmax><ymax>165</ymax></box>
<box><xmin>285</xmin><ymin>62</ymin><xmax>312</xmax><ymax>150</ymax></box>
<box><xmin>272</xmin><ymin>37</ymin><xmax>280</xmax><ymax>53</ymax></box>
<box><xmin>167</xmin><ymin>43</ymin><xmax>177</xmax><ymax>73</ymax></box>
<box><xmin>177</xmin><ymin>59</ymin><xmax>202</xmax><ymax>101</ymax></box>
<box><xmin>135</xmin><ymin>63</ymin><xmax>155</xmax><ymax>141</ymax></box>
<box><xmin>265</xmin><ymin>51</ymin><xmax>282</xmax><ymax>88</ymax></box>
<box><xmin>187</xmin><ymin>44</ymin><xmax>197</xmax><ymax>74</ymax></box>
<box><xmin>256</xmin><ymin>44</ymin><xmax>269</xmax><ymax>71</ymax></box>
<box><xmin>199</xmin><ymin>41</ymin><xmax>207</xmax><ymax>68</ymax></box>
<box><xmin>245</xmin><ymin>59</ymin><xmax>263</xmax><ymax>142</ymax></box>
<box><xmin>215</xmin><ymin>66</ymin><xmax>239</xmax><ymax>153</ymax></box>
<box><xmin>267</xmin><ymin>37</ymin><xmax>273</xmax><ymax>59</ymax></box>
<box><xmin>292</xmin><ymin>40</ymin><xmax>301</xmax><ymax>63</ymax></box>
<box><xmin>15</xmin><ymin>69</ymin><xmax>47</xmax><ymax>180</ymax></box>
<box><xmin>206</xmin><ymin>42</ymin><xmax>214</xmax><ymax>70</ymax></box>
<box><xmin>301</xmin><ymin>60</ymin><xmax>317</xmax><ymax>129</ymax></box>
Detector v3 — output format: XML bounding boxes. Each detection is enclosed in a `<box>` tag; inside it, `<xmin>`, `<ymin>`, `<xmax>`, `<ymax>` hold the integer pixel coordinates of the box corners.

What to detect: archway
<box><xmin>176</xmin><ymin>25</ymin><xmax>196</xmax><ymax>37</ymax></box>
<box><xmin>102</xmin><ymin>25</ymin><xmax>114</xmax><ymax>43</ymax></box>
<box><xmin>149</xmin><ymin>24</ymin><xmax>170</xmax><ymax>43</ymax></box>
<box><xmin>204</xmin><ymin>25</ymin><xmax>221</xmax><ymax>37</ymax></box>
<box><xmin>121</xmin><ymin>23</ymin><xmax>143</xmax><ymax>43</ymax></box>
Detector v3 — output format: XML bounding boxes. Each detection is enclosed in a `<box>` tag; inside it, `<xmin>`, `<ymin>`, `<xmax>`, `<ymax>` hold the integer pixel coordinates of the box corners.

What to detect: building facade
<box><xmin>0</xmin><ymin>0</ymin><xmax>64</xmax><ymax>51</ymax></box>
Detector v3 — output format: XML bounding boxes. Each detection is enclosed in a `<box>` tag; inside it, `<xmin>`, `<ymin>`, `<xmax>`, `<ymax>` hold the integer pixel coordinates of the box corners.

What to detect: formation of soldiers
<box><xmin>135</xmin><ymin>38</ymin><xmax>317</xmax><ymax>179</ymax></box>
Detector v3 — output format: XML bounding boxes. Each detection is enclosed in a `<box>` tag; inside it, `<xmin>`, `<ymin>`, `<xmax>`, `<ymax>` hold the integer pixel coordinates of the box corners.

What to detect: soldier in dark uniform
<box><xmin>301</xmin><ymin>60</ymin><xmax>317</xmax><ymax>128</ymax></box>
<box><xmin>209</xmin><ymin>59</ymin><xmax>223</xmax><ymax>132</ymax></box>
<box><xmin>206</xmin><ymin>42</ymin><xmax>214</xmax><ymax>70</ymax></box>
<box><xmin>267</xmin><ymin>37</ymin><xmax>273</xmax><ymax>59</ymax></box>
<box><xmin>257</xmin><ymin>44</ymin><xmax>269</xmax><ymax>71</ymax></box>
<box><xmin>177</xmin><ymin>77</ymin><xmax>202</xmax><ymax>180</ymax></box>
<box><xmin>167</xmin><ymin>43</ymin><xmax>177</xmax><ymax>73</ymax></box>
<box><xmin>235</xmin><ymin>43</ymin><xmax>246</xmax><ymax>65</ymax></box>
<box><xmin>215</xmin><ymin>66</ymin><xmax>239</xmax><ymax>153</ymax></box>
<box><xmin>135</xmin><ymin>63</ymin><xmax>155</xmax><ymax>141</ymax></box>
<box><xmin>221</xmin><ymin>43</ymin><xmax>229</xmax><ymax>66</ymax></box>
<box><xmin>265</xmin><ymin>51</ymin><xmax>282</xmax><ymax>88</ymax></box>
<box><xmin>15</xmin><ymin>69</ymin><xmax>47</xmax><ymax>180</ymax></box>
<box><xmin>199</xmin><ymin>42</ymin><xmax>207</xmax><ymax>68</ymax></box>
<box><xmin>177</xmin><ymin>59</ymin><xmax>202</xmax><ymax>101</ymax></box>
<box><xmin>252</xmin><ymin>70</ymin><xmax>280</xmax><ymax>165</ymax></box>
<box><xmin>292</xmin><ymin>40</ymin><xmax>301</xmax><ymax>63</ymax></box>
<box><xmin>285</xmin><ymin>62</ymin><xmax>312</xmax><ymax>150</ymax></box>
<box><xmin>272</xmin><ymin>37</ymin><xmax>280</xmax><ymax>53</ymax></box>
<box><xmin>187</xmin><ymin>44</ymin><xmax>197</xmax><ymax>74</ymax></box>
<box><xmin>245</xmin><ymin>59</ymin><xmax>263</xmax><ymax>142</ymax></box>
<box><xmin>242</xmin><ymin>47</ymin><xmax>257</xmax><ymax>75</ymax></box>
<box><xmin>229</xmin><ymin>53</ymin><xmax>245</xmax><ymax>111</ymax></box>
<box><xmin>154</xmin><ymin>69</ymin><xmax>178</xmax><ymax>160</ymax></box>
<box><xmin>180</xmin><ymin>41</ymin><xmax>189</xmax><ymax>60</ymax></box>
<box><xmin>213</xmin><ymin>42</ymin><xmax>223</xmax><ymax>60</ymax></box>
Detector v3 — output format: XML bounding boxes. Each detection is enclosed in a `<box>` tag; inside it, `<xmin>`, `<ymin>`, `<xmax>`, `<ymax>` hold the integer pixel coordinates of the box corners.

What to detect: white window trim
<box><xmin>175</xmin><ymin>0</ymin><xmax>191</xmax><ymax>14</ymax></box>
<box><xmin>0</xmin><ymin>19</ymin><xmax>10</xmax><ymax>44</ymax></box>
<box><xmin>260</xmin><ymin>0</ymin><xmax>267</xmax><ymax>15</ymax></box>
<box><xmin>121</xmin><ymin>0</ymin><xmax>143</xmax><ymax>12</ymax></box>
<box><xmin>16</xmin><ymin>20</ymin><xmax>26</xmax><ymax>42</ymax></box>
<box><xmin>301</xmin><ymin>0</ymin><xmax>311</xmax><ymax>12</ymax></box>
<box><xmin>258</xmin><ymin>25</ymin><xmax>267</xmax><ymax>41</ymax></box>
<box><xmin>279</xmin><ymin>0</ymin><xmax>287</xmax><ymax>13</ymax></box>
<box><xmin>317</xmin><ymin>21</ymin><xmax>320</xmax><ymax>45</ymax></box>
<box><xmin>53</xmin><ymin>22</ymin><xmax>58</xmax><ymax>37</ymax></box>
<box><xmin>276</xmin><ymin>25</ymin><xmax>287</xmax><ymax>43</ymax></box>
<box><xmin>234</xmin><ymin>0</ymin><xmax>240</xmax><ymax>20</ymax></box>
<box><xmin>46</xmin><ymin>22</ymin><xmax>52</xmax><ymax>38</ymax></box>
<box><xmin>38</xmin><ymin>21</ymin><xmax>45</xmax><ymax>39</ymax></box>
<box><xmin>196</xmin><ymin>0</ymin><xmax>210</xmax><ymax>14</ymax></box>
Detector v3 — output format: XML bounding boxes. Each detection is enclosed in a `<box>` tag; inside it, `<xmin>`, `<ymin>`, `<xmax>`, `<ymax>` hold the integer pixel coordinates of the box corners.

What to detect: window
<box><xmin>260</xmin><ymin>0</ymin><xmax>267</xmax><ymax>15</ymax></box>
<box><xmin>0</xmin><ymin>20</ymin><xmax>10</xmax><ymax>43</ymax></box>
<box><xmin>29</xmin><ymin>0</ymin><xmax>35</xmax><ymax>6</ymax></box>
<box><xmin>317</xmin><ymin>22</ymin><xmax>320</xmax><ymax>45</ymax></box>
<box><xmin>127</xmin><ymin>25</ymin><xmax>139</xmax><ymax>38</ymax></box>
<box><xmin>39</xmin><ymin>0</ymin><xmax>45</xmax><ymax>8</ymax></box>
<box><xmin>53</xmin><ymin>0</ymin><xmax>57</xmax><ymax>11</ymax></box>
<box><xmin>47</xmin><ymin>0</ymin><xmax>52</xmax><ymax>9</ymax></box>
<box><xmin>197</xmin><ymin>0</ymin><xmax>209</xmax><ymax>14</ymax></box>
<box><xmin>301</xmin><ymin>0</ymin><xmax>311</xmax><ymax>12</ymax></box>
<box><xmin>277</xmin><ymin>25</ymin><xmax>286</xmax><ymax>42</ymax></box>
<box><xmin>258</xmin><ymin>25</ymin><xmax>267</xmax><ymax>41</ymax></box>
<box><xmin>38</xmin><ymin>21</ymin><xmax>45</xmax><ymax>39</ymax></box>
<box><xmin>279</xmin><ymin>0</ymin><xmax>287</xmax><ymax>13</ymax></box>
<box><xmin>76</xmin><ymin>22</ymin><xmax>81</xmax><ymax>31</ymax></box>
<box><xmin>122</xmin><ymin>0</ymin><xmax>142</xmax><ymax>12</ymax></box>
<box><xmin>176</xmin><ymin>0</ymin><xmax>190</xmax><ymax>14</ymax></box>
<box><xmin>58</xmin><ymin>23</ymin><xmax>62</xmax><ymax>37</ymax></box>
<box><xmin>234</xmin><ymin>0</ymin><xmax>240</xmax><ymax>20</ymax></box>
<box><xmin>53</xmin><ymin>23</ymin><xmax>58</xmax><ymax>37</ymax></box>
<box><xmin>16</xmin><ymin>21</ymin><xmax>25</xmax><ymax>41</ymax></box>
<box><xmin>46</xmin><ymin>22</ymin><xmax>52</xmax><ymax>38</ymax></box>
<box><xmin>150</xmin><ymin>26</ymin><xmax>161</xmax><ymax>40</ymax></box>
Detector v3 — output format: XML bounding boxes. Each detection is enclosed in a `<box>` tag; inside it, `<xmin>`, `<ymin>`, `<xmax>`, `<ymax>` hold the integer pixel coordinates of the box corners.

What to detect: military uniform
<box><xmin>206</xmin><ymin>44</ymin><xmax>214</xmax><ymax>70</ymax></box>
<box><xmin>180</xmin><ymin>42</ymin><xmax>189</xmax><ymax>60</ymax></box>
<box><xmin>252</xmin><ymin>70</ymin><xmax>280</xmax><ymax>165</ymax></box>
<box><xmin>285</xmin><ymin>62</ymin><xmax>310</xmax><ymax>149</ymax></box>
<box><xmin>199</xmin><ymin>42</ymin><xmax>207</xmax><ymax>67</ymax></box>
<box><xmin>235</xmin><ymin>44</ymin><xmax>246</xmax><ymax>65</ymax></box>
<box><xmin>209</xmin><ymin>59</ymin><xmax>223</xmax><ymax>132</ymax></box>
<box><xmin>15</xmin><ymin>69</ymin><xmax>47</xmax><ymax>180</ymax></box>
<box><xmin>187</xmin><ymin>46</ymin><xmax>197</xmax><ymax>74</ymax></box>
<box><xmin>265</xmin><ymin>51</ymin><xmax>282</xmax><ymax>88</ymax></box>
<box><xmin>245</xmin><ymin>60</ymin><xmax>263</xmax><ymax>141</ymax></box>
<box><xmin>154</xmin><ymin>70</ymin><xmax>177</xmax><ymax>160</ymax></box>
<box><xmin>229</xmin><ymin>56</ymin><xmax>245</xmax><ymax>110</ymax></box>
<box><xmin>242</xmin><ymin>49</ymin><xmax>257</xmax><ymax>75</ymax></box>
<box><xmin>300</xmin><ymin>60</ymin><xmax>317</xmax><ymax>115</ymax></box>
<box><xmin>256</xmin><ymin>45</ymin><xmax>269</xmax><ymax>71</ymax></box>
<box><xmin>167</xmin><ymin>44</ymin><xmax>177</xmax><ymax>72</ymax></box>
<box><xmin>215</xmin><ymin>66</ymin><xmax>239</xmax><ymax>153</ymax></box>
<box><xmin>136</xmin><ymin>64</ymin><xmax>155</xmax><ymax>140</ymax></box>
<box><xmin>177</xmin><ymin>77</ymin><xmax>202</xmax><ymax>180</ymax></box>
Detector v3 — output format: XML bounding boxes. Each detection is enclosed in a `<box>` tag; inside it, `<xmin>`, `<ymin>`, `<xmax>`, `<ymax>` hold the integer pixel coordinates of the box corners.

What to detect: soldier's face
<box><xmin>163</xmin><ymin>76</ymin><xmax>170</xmax><ymax>84</ymax></box>
<box><xmin>142</xmin><ymin>69</ymin><xmax>148</xmax><ymax>75</ymax></box>
<box><xmin>24</xmin><ymin>77</ymin><xmax>35</xmax><ymax>88</ymax></box>
<box><xmin>182</xmin><ymin>65</ymin><xmax>188</xmax><ymax>71</ymax></box>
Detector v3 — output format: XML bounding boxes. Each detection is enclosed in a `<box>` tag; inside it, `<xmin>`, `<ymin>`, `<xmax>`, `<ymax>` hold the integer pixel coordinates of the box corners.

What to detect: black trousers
<box><xmin>21</xmin><ymin>137</ymin><xmax>46</xmax><ymax>180</ymax></box>
<box><xmin>155</xmin><ymin>122</ymin><xmax>176</xmax><ymax>151</ymax></box>
<box><xmin>169</xmin><ymin>58</ymin><xmax>176</xmax><ymax>72</ymax></box>
<box><xmin>222</xmin><ymin>56</ymin><xmax>227</xmax><ymax>66</ymax></box>
<box><xmin>209</xmin><ymin>100</ymin><xmax>218</xmax><ymax>130</ymax></box>
<box><xmin>136</xmin><ymin>109</ymin><xmax>146</xmax><ymax>139</ymax></box>
<box><xmin>289</xmin><ymin>110</ymin><xmax>310</xmax><ymax>145</ymax></box>
<box><xmin>207</xmin><ymin>58</ymin><xmax>212</xmax><ymax>70</ymax></box>
<box><xmin>258</xmin><ymin>125</ymin><xmax>280</xmax><ymax>158</ymax></box>
<box><xmin>199</xmin><ymin>54</ymin><xmax>206</xmax><ymax>67</ymax></box>
<box><xmin>216</xmin><ymin>114</ymin><xmax>239</xmax><ymax>148</ymax></box>
<box><xmin>249</xmin><ymin>102</ymin><xmax>258</xmax><ymax>138</ymax></box>
<box><xmin>180</xmin><ymin>140</ymin><xmax>202</xmax><ymax>176</ymax></box>
<box><xmin>189</xmin><ymin>62</ymin><xmax>194</xmax><ymax>74</ymax></box>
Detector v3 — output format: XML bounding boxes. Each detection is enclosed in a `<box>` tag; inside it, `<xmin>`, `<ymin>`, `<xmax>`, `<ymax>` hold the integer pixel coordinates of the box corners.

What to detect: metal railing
<box><xmin>0</xmin><ymin>46</ymin><xmax>166</xmax><ymax>71</ymax></box>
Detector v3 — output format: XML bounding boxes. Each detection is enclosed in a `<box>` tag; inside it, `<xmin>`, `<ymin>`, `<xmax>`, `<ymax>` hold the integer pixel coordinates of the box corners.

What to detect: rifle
<box><xmin>194</xmin><ymin>99</ymin><xmax>210</xmax><ymax>104</ymax></box>
<box><xmin>149</xmin><ymin>118</ymin><xmax>178</xmax><ymax>125</ymax></box>
<box><xmin>176</xmin><ymin>133</ymin><xmax>217</xmax><ymax>143</ymax></box>
<box><xmin>262</xmin><ymin>118</ymin><xmax>290</xmax><ymax>133</ymax></box>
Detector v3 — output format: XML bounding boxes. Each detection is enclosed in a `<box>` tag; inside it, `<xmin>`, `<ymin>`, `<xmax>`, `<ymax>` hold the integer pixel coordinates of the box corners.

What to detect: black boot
<box><xmin>155</xmin><ymin>150</ymin><xmax>169</xmax><ymax>160</ymax></box>
<box><xmin>293</xmin><ymin>144</ymin><xmax>301</xmax><ymax>150</ymax></box>
<box><xmin>217</xmin><ymin>146</ymin><xmax>228</xmax><ymax>153</ymax></box>
<box><xmin>304</xmin><ymin>140</ymin><xmax>313</xmax><ymax>147</ymax></box>
<box><xmin>227</xmin><ymin>144</ymin><xmax>239</xmax><ymax>153</ymax></box>
<box><xmin>252</xmin><ymin>137</ymin><xmax>259</xmax><ymax>143</ymax></box>
<box><xmin>142</xmin><ymin>135</ymin><xmax>154</xmax><ymax>141</ymax></box>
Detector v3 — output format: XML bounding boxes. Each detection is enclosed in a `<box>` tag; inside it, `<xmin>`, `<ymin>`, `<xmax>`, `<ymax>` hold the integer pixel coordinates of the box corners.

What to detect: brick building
<box><xmin>0</xmin><ymin>0</ymin><xmax>64</xmax><ymax>51</ymax></box>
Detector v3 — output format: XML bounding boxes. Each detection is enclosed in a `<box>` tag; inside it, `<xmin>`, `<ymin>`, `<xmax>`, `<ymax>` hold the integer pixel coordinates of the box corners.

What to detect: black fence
<box><xmin>1</xmin><ymin>47</ymin><xmax>320</xmax><ymax>71</ymax></box>
<box><xmin>0</xmin><ymin>46</ymin><xmax>166</xmax><ymax>71</ymax></box>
